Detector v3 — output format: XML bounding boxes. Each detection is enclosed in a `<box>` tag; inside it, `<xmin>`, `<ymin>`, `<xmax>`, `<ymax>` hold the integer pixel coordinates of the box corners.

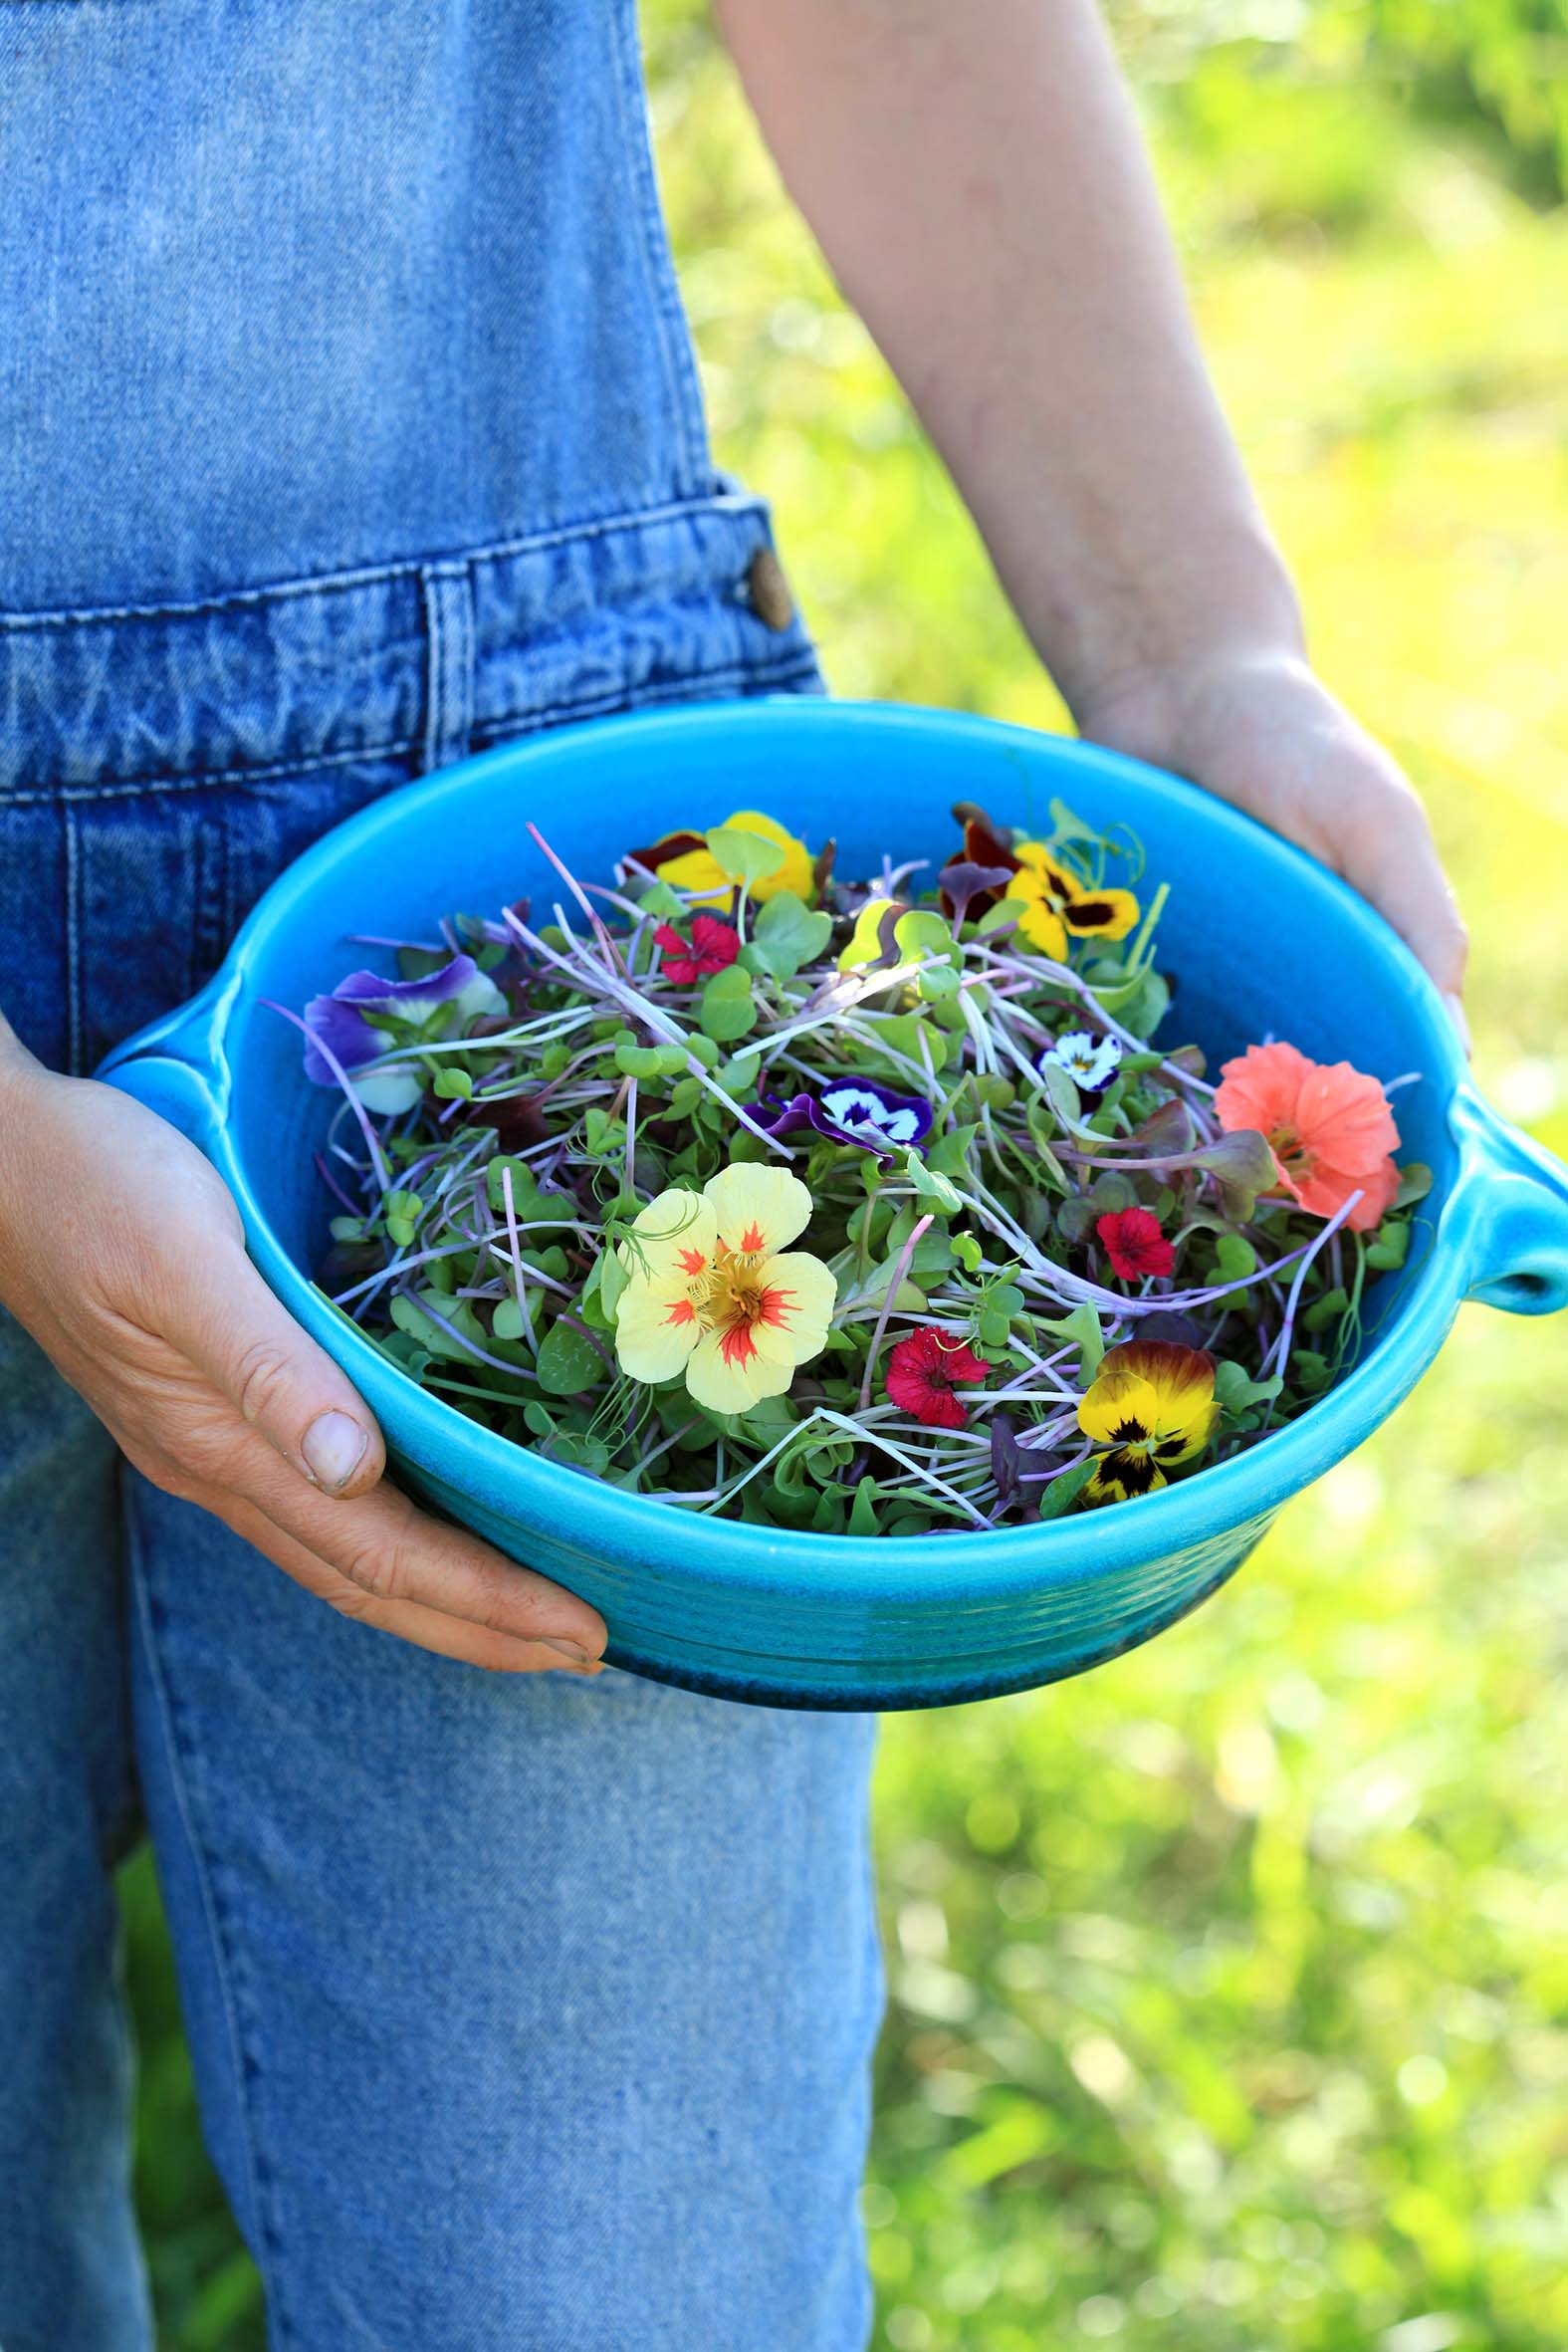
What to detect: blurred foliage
<box><xmin>121</xmin><ymin>4</ymin><xmax>1568</xmax><ymax>2345</ymax></box>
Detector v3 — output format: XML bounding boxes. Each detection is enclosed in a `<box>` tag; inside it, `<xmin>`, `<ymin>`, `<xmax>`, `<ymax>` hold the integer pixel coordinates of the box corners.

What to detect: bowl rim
<box><xmin>171</xmin><ymin>698</ymin><xmax>1474</xmax><ymax>1591</ymax></box>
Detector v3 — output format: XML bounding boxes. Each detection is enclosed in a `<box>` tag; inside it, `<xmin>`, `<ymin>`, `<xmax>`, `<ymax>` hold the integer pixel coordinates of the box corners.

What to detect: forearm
<box><xmin>717</xmin><ymin>0</ymin><xmax>1303</xmax><ymax>717</ymax></box>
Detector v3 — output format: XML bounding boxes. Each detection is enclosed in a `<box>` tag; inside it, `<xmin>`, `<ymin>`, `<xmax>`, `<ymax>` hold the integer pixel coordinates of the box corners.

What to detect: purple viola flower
<box><xmin>757</xmin><ymin>1077</ymin><xmax>934</xmax><ymax>1164</ymax></box>
<box><xmin>303</xmin><ymin>955</ymin><xmax>507</xmax><ymax>1114</ymax></box>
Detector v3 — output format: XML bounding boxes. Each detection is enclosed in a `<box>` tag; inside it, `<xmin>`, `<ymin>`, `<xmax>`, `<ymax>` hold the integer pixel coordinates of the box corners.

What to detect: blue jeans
<box><xmin>0</xmin><ymin>6</ymin><xmax>880</xmax><ymax>2347</ymax></box>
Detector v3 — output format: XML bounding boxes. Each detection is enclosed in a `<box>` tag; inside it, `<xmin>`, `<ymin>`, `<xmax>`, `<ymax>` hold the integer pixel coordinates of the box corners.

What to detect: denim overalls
<box><xmin>0</xmin><ymin>9</ymin><xmax>879</xmax><ymax>2347</ymax></box>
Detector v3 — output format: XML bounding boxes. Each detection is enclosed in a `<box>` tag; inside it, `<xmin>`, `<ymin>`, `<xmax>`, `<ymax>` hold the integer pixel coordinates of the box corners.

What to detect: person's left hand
<box><xmin>1074</xmin><ymin>644</ymin><xmax>1469</xmax><ymax>1050</ymax></box>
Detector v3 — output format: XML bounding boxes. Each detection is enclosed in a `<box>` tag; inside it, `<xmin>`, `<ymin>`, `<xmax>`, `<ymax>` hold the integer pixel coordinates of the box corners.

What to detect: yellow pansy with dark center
<box><xmin>1076</xmin><ymin>1337</ymin><xmax>1219</xmax><ymax>1505</ymax></box>
<box><xmin>939</xmin><ymin>815</ymin><xmax>1139</xmax><ymax>959</ymax></box>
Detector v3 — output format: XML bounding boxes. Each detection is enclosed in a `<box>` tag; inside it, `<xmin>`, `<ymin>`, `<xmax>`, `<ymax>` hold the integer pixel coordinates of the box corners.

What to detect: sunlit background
<box><xmin>124</xmin><ymin>4</ymin><xmax>1568</xmax><ymax>2343</ymax></box>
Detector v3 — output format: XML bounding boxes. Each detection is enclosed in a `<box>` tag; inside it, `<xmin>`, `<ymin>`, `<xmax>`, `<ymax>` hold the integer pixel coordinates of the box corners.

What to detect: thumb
<box><xmin>170</xmin><ymin>1239</ymin><xmax>388</xmax><ymax>1498</ymax></box>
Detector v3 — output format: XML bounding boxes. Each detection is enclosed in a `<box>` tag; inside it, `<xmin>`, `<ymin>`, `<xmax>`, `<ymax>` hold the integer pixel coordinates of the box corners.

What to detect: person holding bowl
<box><xmin>0</xmin><ymin>4</ymin><xmax>1464</xmax><ymax>2347</ymax></box>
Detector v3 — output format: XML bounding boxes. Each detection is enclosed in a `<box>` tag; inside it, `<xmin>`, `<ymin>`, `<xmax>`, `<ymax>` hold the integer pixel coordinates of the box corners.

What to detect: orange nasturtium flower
<box><xmin>1077</xmin><ymin>1338</ymin><xmax>1220</xmax><ymax>1505</ymax></box>
<box><xmin>1214</xmin><ymin>1041</ymin><xmax>1400</xmax><ymax>1234</ymax></box>
<box><xmin>613</xmin><ymin>1164</ymin><xmax>836</xmax><ymax>1414</ymax></box>
<box><xmin>622</xmin><ymin>811</ymin><xmax>813</xmax><ymax>906</ymax></box>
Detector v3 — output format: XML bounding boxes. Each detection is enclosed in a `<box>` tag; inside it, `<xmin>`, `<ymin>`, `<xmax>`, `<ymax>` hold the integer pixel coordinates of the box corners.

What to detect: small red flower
<box><xmin>654</xmin><ymin>914</ymin><xmax>741</xmax><ymax>986</ymax></box>
<box><xmin>1096</xmin><ymin>1206</ymin><xmax>1175</xmax><ymax>1283</ymax></box>
<box><xmin>885</xmin><ymin>1327</ymin><xmax>994</xmax><ymax>1429</ymax></box>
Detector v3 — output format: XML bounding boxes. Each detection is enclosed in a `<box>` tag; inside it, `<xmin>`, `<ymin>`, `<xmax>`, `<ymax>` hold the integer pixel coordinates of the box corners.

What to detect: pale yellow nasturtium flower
<box><xmin>613</xmin><ymin>1164</ymin><xmax>836</xmax><ymax>1414</ymax></box>
<box><xmin>653</xmin><ymin>811</ymin><xmax>813</xmax><ymax>906</ymax></box>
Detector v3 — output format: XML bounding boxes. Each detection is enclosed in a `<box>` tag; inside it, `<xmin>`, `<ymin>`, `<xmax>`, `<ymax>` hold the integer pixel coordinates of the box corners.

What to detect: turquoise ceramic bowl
<box><xmin>101</xmin><ymin>700</ymin><xmax>1568</xmax><ymax>1709</ymax></box>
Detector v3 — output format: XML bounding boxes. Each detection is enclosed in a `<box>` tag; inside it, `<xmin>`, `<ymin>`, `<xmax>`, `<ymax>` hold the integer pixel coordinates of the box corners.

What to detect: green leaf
<box><xmin>699</xmin><ymin>964</ymin><xmax>758</xmax><ymax>1043</ymax></box>
<box><xmin>492</xmin><ymin>1296</ymin><xmax>530</xmax><ymax>1341</ymax></box>
<box><xmin>614</xmin><ymin>1043</ymin><xmax>668</xmax><ymax>1079</ymax></box>
<box><xmin>1395</xmin><ymin>1161</ymin><xmax>1434</xmax><ymax>1209</ymax></box>
<box><xmin>1214</xmin><ymin>1359</ymin><xmax>1284</xmax><ymax>1414</ymax></box>
<box><xmin>1304</xmin><ymin>1285</ymin><xmax>1351</xmax><ymax>1335</ymax></box>
<box><xmin>1038</xmin><ymin>1061</ymin><xmax>1082</xmax><ymax>1129</ymax></box>
<box><xmin>536</xmin><ymin>1318</ymin><xmax>609</xmax><ymax>1397</ymax></box>
<box><xmin>1034</xmin><ymin>1456</ymin><xmax>1098</xmax><ymax>1522</ymax></box>
<box><xmin>893</xmin><ymin>908</ymin><xmax>956</xmax><ymax>964</ymax></box>
<box><xmin>918</xmin><ymin>964</ymin><xmax>962</xmax><ymax>1001</ymax></box>
<box><xmin>952</xmin><ymin>1231</ymin><xmax>985</xmax><ymax>1275</ymax></box>
<box><xmin>904</xmin><ymin>1152</ymin><xmax>963</xmax><ymax>1216</ymax></box>
<box><xmin>1193</xmin><ymin>1128</ymin><xmax>1278</xmax><ymax>1220</ymax></box>
<box><xmin>432</xmin><ymin>1066</ymin><xmax>473</xmax><ymax>1100</ymax></box>
<box><xmin>705</xmin><ymin>823</ymin><xmax>787</xmax><ymax>887</ymax></box>
<box><xmin>1366</xmin><ymin>1220</ymin><xmax>1410</xmax><ymax>1271</ymax></box>
<box><xmin>1214</xmin><ymin>1231</ymin><xmax>1258</xmax><ymax>1284</ymax></box>
<box><xmin>1039</xmin><ymin>1299</ymin><xmax>1106</xmax><ymax>1382</ymax></box>
<box><xmin>848</xmin><ymin>1476</ymin><xmax>882</xmax><ymax>1536</ymax></box>
<box><xmin>753</xmin><ymin>887</ymin><xmax>832</xmax><ymax>977</ymax></box>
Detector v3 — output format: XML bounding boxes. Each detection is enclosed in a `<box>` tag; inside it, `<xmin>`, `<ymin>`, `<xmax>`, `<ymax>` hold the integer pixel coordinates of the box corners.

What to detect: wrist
<box><xmin>1041</xmin><ymin>514</ymin><xmax>1307</xmax><ymax>737</ymax></box>
<box><xmin>1073</xmin><ymin>635</ymin><xmax>1315</xmax><ymax>772</ymax></box>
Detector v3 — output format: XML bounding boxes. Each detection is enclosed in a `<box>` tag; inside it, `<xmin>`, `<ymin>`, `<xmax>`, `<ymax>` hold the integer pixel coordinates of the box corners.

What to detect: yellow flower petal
<box><xmin>613</xmin><ymin>1277</ymin><xmax>703</xmax><ymax>1383</ymax></box>
<box><xmin>652</xmin><ymin>844</ymin><xmax>733</xmax><ymax>907</ymax></box>
<box><xmin>1076</xmin><ymin>1368</ymin><xmax>1161</xmax><ymax>1449</ymax></box>
<box><xmin>1061</xmin><ymin>885</ymin><xmax>1140</xmax><ymax>943</ymax></box>
<box><xmin>751</xmin><ymin>1250</ymin><xmax>837</xmax><ymax>1353</ymax></box>
<box><xmin>1085</xmin><ymin>1455</ymin><xmax>1168</xmax><ymax>1508</ymax></box>
<box><xmin>620</xmin><ymin>1188</ymin><xmax>718</xmax><ymax>1286</ymax></box>
<box><xmin>1099</xmin><ymin>1340</ymin><xmax>1217</xmax><ymax>1451</ymax></box>
<box><xmin>704</xmin><ymin>1163</ymin><xmax>813</xmax><ymax>1257</ymax></box>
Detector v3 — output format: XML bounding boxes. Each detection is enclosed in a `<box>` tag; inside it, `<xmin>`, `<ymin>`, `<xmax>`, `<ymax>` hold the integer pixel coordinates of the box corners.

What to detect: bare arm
<box><xmin>717</xmin><ymin>0</ymin><xmax>1468</xmax><ymax>1017</ymax></box>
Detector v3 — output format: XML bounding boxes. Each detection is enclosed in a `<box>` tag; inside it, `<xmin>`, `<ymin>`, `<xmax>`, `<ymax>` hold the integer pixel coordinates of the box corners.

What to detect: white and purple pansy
<box><xmin>757</xmin><ymin>1078</ymin><xmax>933</xmax><ymax>1162</ymax></box>
<box><xmin>1039</xmin><ymin>1030</ymin><xmax>1123</xmax><ymax>1093</ymax></box>
<box><xmin>303</xmin><ymin>956</ymin><xmax>508</xmax><ymax>1114</ymax></box>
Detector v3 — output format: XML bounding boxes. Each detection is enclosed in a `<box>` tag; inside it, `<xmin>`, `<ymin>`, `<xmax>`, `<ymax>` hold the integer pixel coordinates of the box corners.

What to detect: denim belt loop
<box><xmin>419</xmin><ymin>560</ymin><xmax>477</xmax><ymax>773</ymax></box>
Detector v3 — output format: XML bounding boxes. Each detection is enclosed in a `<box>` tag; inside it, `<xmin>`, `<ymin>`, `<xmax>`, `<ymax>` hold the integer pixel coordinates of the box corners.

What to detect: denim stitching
<box><xmin>469</xmin><ymin>648</ymin><xmax>823</xmax><ymax>747</ymax></box>
<box><xmin>64</xmin><ymin>801</ymin><xmax>84</xmax><ymax>1074</ymax></box>
<box><xmin>0</xmin><ymin>492</ymin><xmax>770</xmax><ymax>632</ymax></box>
<box><xmin>0</xmin><ymin>737</ymin><xmax>423</xmax><ymax>807</ymax></box>
<box><xmin>419</xmin><ymin>562</ymin><xmax>476</xmax><ymax>774</ymax></box>
<box><xmin>2</xmin><ymin>633</ymin><xmax>816</xmax><ymax>807</ymax></box>
<box><xmin>126</xmin><ymin>1503</ymin><xmax>298</xmax><ymax>2347</ymax></box>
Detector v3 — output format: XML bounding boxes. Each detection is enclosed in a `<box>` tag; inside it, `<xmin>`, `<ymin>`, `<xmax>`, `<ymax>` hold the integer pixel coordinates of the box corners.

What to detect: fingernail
<box><xmin>541</xmin><ymin>1638</ymin><xmax>600</xmax><ymax>1669</ymax></box>
<box><xmin>1443</xmin><ymin>991</ymin><xmax>1472</xmax><ymax>1059</ymax></box>
<box><xmin>302</xmin><ymin>1411</ymin><xmax>369</xmax><ymax>1492</ymax></box>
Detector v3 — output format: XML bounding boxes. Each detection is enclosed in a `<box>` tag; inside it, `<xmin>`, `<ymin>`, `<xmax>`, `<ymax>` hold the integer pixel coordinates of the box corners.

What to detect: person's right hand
<box><xmin>0</xmin><ymin>1042</ymin><xmax>606</xmax><ymax>1675</ymax></box>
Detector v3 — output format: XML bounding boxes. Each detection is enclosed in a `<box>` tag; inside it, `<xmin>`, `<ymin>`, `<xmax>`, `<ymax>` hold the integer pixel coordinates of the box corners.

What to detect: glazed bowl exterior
<box><xmin>101</xmin><ymin>700</ymin><xmax>1568</xmax><ymax>1708</ymax></box>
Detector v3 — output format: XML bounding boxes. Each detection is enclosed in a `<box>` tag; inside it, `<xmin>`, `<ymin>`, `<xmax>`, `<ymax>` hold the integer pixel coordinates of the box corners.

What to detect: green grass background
<box><xmin>122</xmin><ymin>5</ymin><xmax>1568</xmax><ymax>2344</ymax></box>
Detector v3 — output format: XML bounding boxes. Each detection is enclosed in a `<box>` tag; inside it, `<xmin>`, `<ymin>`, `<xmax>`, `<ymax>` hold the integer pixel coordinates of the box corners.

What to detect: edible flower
<box><xmin>1041</xmin><ymin>1030</ymin><xmax>1122</xmax><ymax>1092</ymax></box>
<box><xmin>941</xmin><ymin>815</ymin><xmax>1139</xmax><ymax>958</ymax></box>
<box><xmin>653</xmin><ymin>914</ymin><xmax>740</xmax><ymax>984</ymax></box>
<box><xmin>1096</xmin><ymin>1206</ymin><xmax>1175</xmax><ymax>1283</ymax></box>
<box><xmin>613</xmin><ymin>1164</ymin><xmax>836</xmax><ymax>1414</ymax></box>
<box><xmin>303</xmin><ymin>956</ymin><xmax>507</xmax><ymax>1114</ymax></box>
<box><xmin>623</xmin><ymin>811</ymin><xmax>812</xmax><ymax>906</ymax></box>
<box><xmin>1214</xmin><ymin>1041</ymin><xmax>1400</xmax><ymax>1233</ymax></box>
<box><xmin>1077</xmin><ymin>1338</ymin><xmax>1219</xmax><ymax>1504</ymax></box>
<box><xmin>885</xmin><ymin>1328</ymin><xmax>994</xmax><ymax>1430</ymax></box>
<box><xmin>757</xmin><ymin>1078</ymin><xmax>933</xmax><ymax>1164</ymax></box>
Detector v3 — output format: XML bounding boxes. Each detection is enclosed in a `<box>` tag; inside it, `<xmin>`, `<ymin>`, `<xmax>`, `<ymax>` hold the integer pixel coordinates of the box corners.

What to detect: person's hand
<box><xmin>1075</xmin><ymin>644</ymin><xmax>1470</xmax><ymax>1049</ymax></box>
<box><xmin>0</xmin><ymin>1049</ymin><xmax>607</xmax><ymax>1675</ymax></box>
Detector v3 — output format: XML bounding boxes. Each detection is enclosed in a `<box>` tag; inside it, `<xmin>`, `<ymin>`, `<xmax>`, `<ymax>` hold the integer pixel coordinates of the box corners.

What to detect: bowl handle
<box><xmin>96</xmin><ymin>983</ymin><xmax>228</xmax><ymax>1159</ymax></box>
<box><xmin>1447</xmin><ymin>1084</ymin><xmax>1568</xmax><ymax>1315</ymax></box>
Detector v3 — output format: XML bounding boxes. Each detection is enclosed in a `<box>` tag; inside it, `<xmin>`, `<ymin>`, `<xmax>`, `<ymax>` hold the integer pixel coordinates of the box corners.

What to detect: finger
<box><xmin>123</xmin><ymin>1433</ymin><xmax>603</xmax><ymax>1675</ymax></box>
<box><xmin>162</xmin><ymin>1239</ymin><xmax>387</xmax><ymax>1499</ymax></box>
<box><xmin>181</xmin><ymin>1412</ymin><xmax>608</xmax><ymax>1660</ymax></box>
<box><xmin>1342</xmin><ymin>796</ymin><xmax>1468</xmax><ymax>1003</ymax></box>
<box><xmin>216</xmin><ymin>1490</ymin><xmax>604</xmax><ymax>1674</ymax></box>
